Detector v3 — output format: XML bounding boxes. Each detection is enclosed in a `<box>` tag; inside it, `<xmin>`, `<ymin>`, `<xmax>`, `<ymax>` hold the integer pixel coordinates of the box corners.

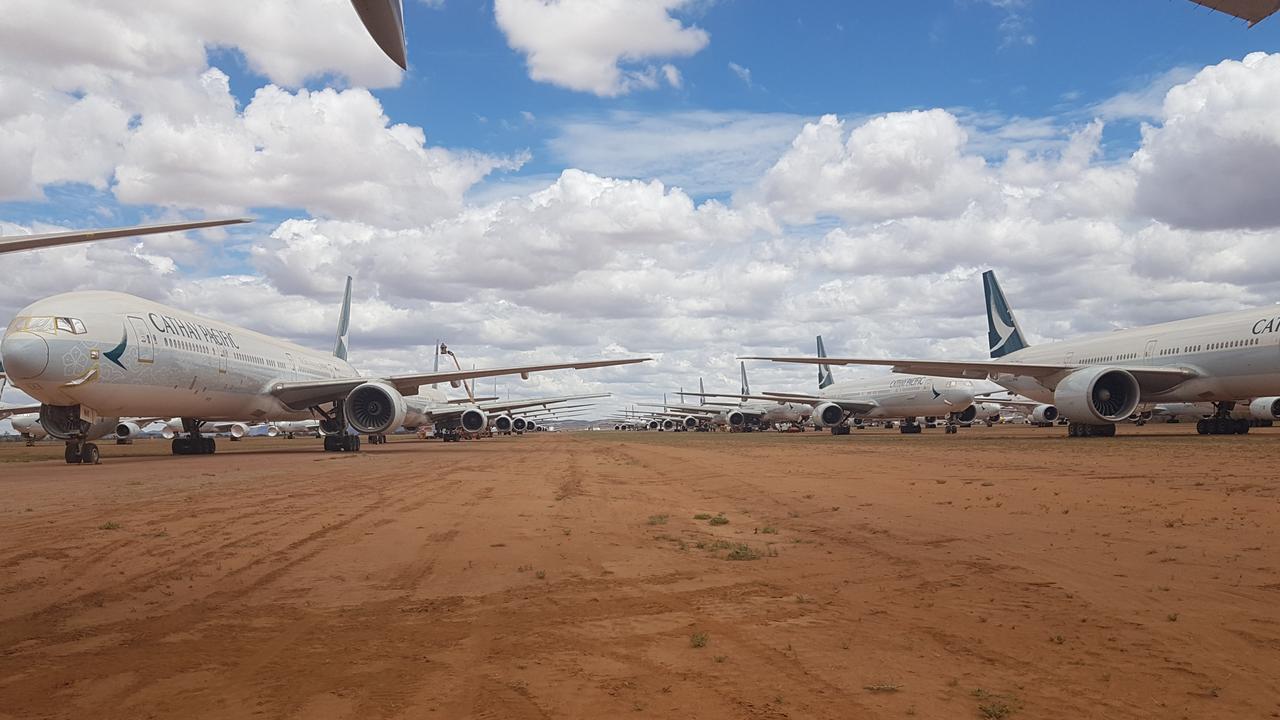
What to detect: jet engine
<box><xmin>1053</xmin><ymin>367</ymin><xmax>1139</xmax><ymax>424</ymax></box>
<box><xmin>460</xmin><ymin>408</ymin><xmax>488</xmax><ymax>433</ymax></box>
<box><xmin>661</xmin><ymin>418</ymin><xmax>677</xmax><ymax>431</ymax></box>
<box><xmin>811</xmin><ymin>401</ymin><xmax>844</xmax><ymax>429</ymax></box>
<box><xmin>226</xmin><ymin>422</ymin><xmax>250</xmax><ymax>439</ymax></box>
<box><xmin>1030</xmin><ymin>404</ymin><xmax>1059</xmax><ymax>423</ymax></box>
<box><xmin>1249</xmin><ymin>396</ymin><xmax>1280</xmax><ymax>420</ymax></box>
<box><xmin>39</xmin><ymin>405</ymin><xmax>117</xmax><ymax>440</ymax></box>
<box><xmin>513</xmin><ymin>417</ymin><xmax>528</xmax><ymax>432</ymax></box>
<box><xmin>724</xmin><ymin>410</ymin><xmax>746</xmax><ymax>428</ymax></box>
<box><xmin>343</xmin><ymin>381</ymin><xmax>408</xmax><ymax>434</ymax></box>
<box><xmin>955</xmin><ymin>405</ymin><xmax>978</xmax><ymax>423</ymax></box>
<box><xmin>681</xmin><ymin>415</ymin><xmax>699</xmax><ymax>430</ymax></box>
<box><xmin>115</xmin><ymin>421</ymin><xmax>144</xmax><ymax>439</ymax></box>
<box><xmin>493</xmin><ymin>414</ymin><xmax>514</xmax><ymax>432</ymax></box>
<box><xmin>526</xmin><ymin>419</ymin><xmax>540</xmax><ymax>431</ymax></box>
<box><xmin>266</xmin><ymin>425</ymin><xmax>281</xmax><ymax>437</ymax></box>
<box><xmin>647</xmin><ymin>419</ymin><xmax>660</xmax><ymax>430</ymax></box>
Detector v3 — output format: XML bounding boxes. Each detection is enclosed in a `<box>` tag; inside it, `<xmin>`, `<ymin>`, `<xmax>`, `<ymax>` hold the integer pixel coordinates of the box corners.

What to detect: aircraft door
<box><xmin>1144</xmin><ymin>339</ymin><xmax>1157</xmax><ymax>363</ymax></box>
<box><xmin>284</xmin><ymin>352</ymin><xmax>298</xmax><ymax>381</ymax></box>
<box><xmin>127</xmin><ymin>316</ymin><xmax>155</xmax><ymax>364</ymax></box>
<box><xmin>218</xmin><ymin>347</ymin><xmax>228</xmax><ymax>374</ymax></box>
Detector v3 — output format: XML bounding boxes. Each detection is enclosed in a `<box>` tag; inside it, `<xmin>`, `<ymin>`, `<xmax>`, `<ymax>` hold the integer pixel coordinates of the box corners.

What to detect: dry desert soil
<box><xmin>0</xmin><ymin>426</ymin><xmax>1278</xmax><ymax>719</ymax></box>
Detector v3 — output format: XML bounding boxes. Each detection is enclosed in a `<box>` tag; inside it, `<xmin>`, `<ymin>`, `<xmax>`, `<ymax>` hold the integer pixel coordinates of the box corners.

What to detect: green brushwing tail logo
<box><xmin>104</xmin><ymin>329</ymin><xmax>128</xmax><ymax>369</ymax></box>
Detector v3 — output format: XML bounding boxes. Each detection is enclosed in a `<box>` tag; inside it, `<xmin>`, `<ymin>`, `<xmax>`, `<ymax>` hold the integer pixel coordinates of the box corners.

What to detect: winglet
<box><xmin>333</xmin><ymin>276</ymin><xmax>353</xmax><ymax>361</ymax></box>
<box><xmin>983</xmin><ymin>270</ymin><xmax>1028</xmax><ymax>359</ymax></box>
<box><xmin>816</xmin><ymin>335</ymin><xmax>835</xmax><ymax>389</ymax></box>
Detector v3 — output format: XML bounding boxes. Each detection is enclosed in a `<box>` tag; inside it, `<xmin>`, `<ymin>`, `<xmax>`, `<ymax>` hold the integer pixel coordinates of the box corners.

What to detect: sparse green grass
<box><xmin>647</xmin><ymin>514</ymin><xmax>669</xmax><ymax>525</ymax></box>
<box><xmin>713</xmin><ymin>655</ymin><xmax>727</xmax><ymax>663</ymax></box>
<box><xmin>517</xmin><ymin>564</ymin><xmax>533</xmax><ymax>572</ymax></box>
<box><xmin>972</xmin><ymin>689</ymin><xmax>1017</xmax><ymax>719</ymax></box>
<box><xmin>535</xmin><ymin>569</ymin><xmax>546</xmax><ymax>579</ymax></box>
<box><xmin>863</xmin><ymin>683</ymin><xmax>902</xmax><ymax>693</ymax></box>
<box><xmin>708</xmin><ymin>514</ymin><xmax>729</xmax><ymax>526</ymax></box>
<box><xmin>98</xmin><ymin>521</ymin><xmax>122</xmax><ymax>530</ymax></box>
<box><xmin>690</xmin><ymin>631</ymin><xmax>709</xmax><ymax>648</ymax></box>
<box><xmin>693</xmin><ymin>513</ymin><xmax>712</xmax><ymax>520</ymax></box>
<box><xmin>1167</xmin><ymin>612</ymin><xmax>1179</xmax><ymax>622</ymax></box>
<box><xmin>760</xmin><ymin>526</ymin><xmax>778</xmax><ymax>534</ymax></box>
<box><xmin>1049</xmin><ymin>634</ymin><xmax>1065</xmax><ymax>645</ymax></box>
<box><xmin>726</xmin><ymin>544</ymin><xmax>760</xmax><ymax>561</ymax></box>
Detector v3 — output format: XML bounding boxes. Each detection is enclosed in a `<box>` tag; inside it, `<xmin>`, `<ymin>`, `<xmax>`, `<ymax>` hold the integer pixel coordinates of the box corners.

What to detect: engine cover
<box><xmin>115</xmin><ymin>421</ymin><xmax>143</xmax><ymax>439</ymax></box>
<box><xmin>1249</xmin><ymin>396</ymin><xmax>1280</xmax><ymax>420</ymax></box>
<box><xmin>343</xmin><ymin>381</ymin><xmax>408</xmax><ymax>434</ymax></box>
<box><xmin>811</xmin><ymin>402</ymin><xmax>844</xmax><ymax>428</ymax></box>
<box><xmin>1030</xmin><ymin>404</ymin><xmax>1059</xmax><ymax>423</ymax></box>
<box><xmin>460</xmin><ymin>408</ymin><xmax>487</xmax><ymax>433</ymax></box>
<box><xmin>1053</xmin><ymin>367</ymin><xmax>1139</xmax><ymax>423</ymax></box>
<box><xmin>493</xmin><ymin>415</ymin><xmax>514</xmax><ymax>432</ymax></box>
<box><xmin>724</xmin><ymin>410</ymin><xmax>746</xmax><ymax>428</ymax></box>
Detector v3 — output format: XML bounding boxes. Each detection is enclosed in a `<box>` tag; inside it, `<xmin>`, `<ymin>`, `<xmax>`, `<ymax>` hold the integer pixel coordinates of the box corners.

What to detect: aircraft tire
<box><xmin>81</xmin><ymin>443</ymin><xmax>100</xmax><ymax>464</ymax></box>
<box><xmin>65</xmin><ymin>444</ymin><xmax>82</xmax><ymax>464</ymax></box>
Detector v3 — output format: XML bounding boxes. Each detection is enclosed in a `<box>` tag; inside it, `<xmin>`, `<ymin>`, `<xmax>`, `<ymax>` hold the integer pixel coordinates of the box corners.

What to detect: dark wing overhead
<box><xmin>1186</xmin><ymin>0</ymin><xmax>1280</xmax><ymax>25</ymax></box>
<box><xmin>0</xmin><ymin>218</ymin><xmax>251</xmax><ymax>255</ymax></box>
<box><xmin>351</xmin><ymin>0</ymin><xmax>407</xmax><ymax>68</ymax></box>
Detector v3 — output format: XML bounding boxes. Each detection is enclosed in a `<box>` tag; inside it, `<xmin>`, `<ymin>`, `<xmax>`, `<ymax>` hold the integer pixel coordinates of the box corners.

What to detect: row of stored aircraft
<box><xmin>1</xmin><ymin>216</ymin><xmax>648</xmax><ymax>463</ymax></box>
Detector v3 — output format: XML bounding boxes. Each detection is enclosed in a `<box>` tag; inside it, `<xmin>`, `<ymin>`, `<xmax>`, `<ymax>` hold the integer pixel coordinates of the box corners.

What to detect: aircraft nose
<box><xmin>0</xmin><ymin>332</ymin><xmax>49</xmax><ymax>380</ymax></box>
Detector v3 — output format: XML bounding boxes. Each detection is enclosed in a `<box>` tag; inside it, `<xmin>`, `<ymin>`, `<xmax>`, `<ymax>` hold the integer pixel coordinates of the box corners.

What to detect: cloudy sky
<box><xmin>4</xmin><ymin>0</ymin><xmax>1280</xmax><ymax>421</ymax></box>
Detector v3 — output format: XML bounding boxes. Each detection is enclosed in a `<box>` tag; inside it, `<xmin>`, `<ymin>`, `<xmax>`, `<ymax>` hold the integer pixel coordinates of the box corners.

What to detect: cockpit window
<box><xmin>10</xmin><ymin>316</ymin><xmax>86</xmax><ymax>335</ymax></box>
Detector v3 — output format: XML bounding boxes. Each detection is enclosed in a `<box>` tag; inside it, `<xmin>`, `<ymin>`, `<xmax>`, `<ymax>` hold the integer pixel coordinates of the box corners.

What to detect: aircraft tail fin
<box><xmin>740</xmin><ymin>361</ymin><xmax>750</xmax><ymax>396</ymax></box>
<box><xmin>333</xmin><ymin>276</ymin><xmax>353</xmax><ymax>361</ymax></box>
<box><xmin>699</xmin><ymin>377</ymin><xmax>705</xmax><ymax>406</ymax></box>
<box><xmin>983</xmin><ymin>270</ymin><xmax>1029</xmax><ymax>358</ymax></box>
<box><xmin>816</xmin><ymin>335</ymin><xmax>835</xmax><ymax>389</ymax></box>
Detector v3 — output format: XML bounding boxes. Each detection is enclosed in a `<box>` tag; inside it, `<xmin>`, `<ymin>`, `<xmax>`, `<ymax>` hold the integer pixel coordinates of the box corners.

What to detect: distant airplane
<box><xmin>1187</xmin><ymin>0</ymin><xmax>1279</xmax><ymax>26</ymax></box>
<box><xmin>740</xmin><ymin>336</ymin><xmax>994</xmax><ymax>435</ymax></box>
<box><xmin>0</xmin><ymin>275</ymin><xmax>647</xmax><ymax>463</ymax></box>
<box><xmin>0</xmin><ymin>218</ymin><xmax>250</xmax><ymax>255</ymax></box>
<box><xmin>351</xmin><ymin>0</ymin><xmax>407</xmax><ymax>68</ymax></box>
<box><xmin>747</xmin><ymin>271</ymin><xmax>1280</xmax><ymax>438</ymax></box>
<box><xmin>674</xmin><ymin>365</ymin><xmax>813</xmax><ymax>430</ymax></box>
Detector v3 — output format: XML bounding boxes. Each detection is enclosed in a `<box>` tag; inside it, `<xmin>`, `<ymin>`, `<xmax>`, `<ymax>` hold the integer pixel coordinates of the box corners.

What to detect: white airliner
<box><xmin>0</xmin><ymin>276</ymin><xmax>647</xmax><ymax>463</ymax></box>
<box><xmin>2</xmin><ymin>412</ymin><xmax>46</xmax><ymax>445</ymax></box>
<box><xmin>675</xmin><ymin>365</ymin><xmax>812</xmax><ymax>430</ymax></box>
<box><xmin>267</xmin><ymin>420</ymin><xmax>321</xmax><ymax>438</ymax></box>
<box><xmin>739</xmin><ymin>336</ymin><xmax>997</xmax><ymax>435</ymax></box>
<box><xmin>747</xmin><ymin>271</ymin><xmax>1280</xmax><ymax>438</ymax></box>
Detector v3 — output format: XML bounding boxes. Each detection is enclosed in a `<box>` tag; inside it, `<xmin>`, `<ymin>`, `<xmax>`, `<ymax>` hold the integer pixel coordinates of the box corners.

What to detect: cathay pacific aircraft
<box><xmin>747</xmin><ymin>271</ymin><xmax>1280</xmax><ymax>437</ymax></box>
<box><xmin>0</xmin><ymin>276</ymin><xmax>647</xmax><ymax>463</ymax></box>
<box><xmin>737</xmin><ymin>336</ymin><xmax>999</xmax><ymax>435</ymax></box>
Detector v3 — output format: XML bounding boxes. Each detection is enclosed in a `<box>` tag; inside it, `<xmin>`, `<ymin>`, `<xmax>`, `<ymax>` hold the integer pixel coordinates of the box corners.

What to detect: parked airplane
<box><xmin>739</xmin><ymin>336</ymin><xmax>988</xmax><ymax>434</ymax></box>
<box><xmin>3</xmin><ymin>413</ymin><xmax>46</xmax><ymax>445</ymax></box>
<box><xmin>0</xmin><ymin>276</ymin><xmax>647</xmax><ymax>463</ymax></box>
<box><xmin>676</xmin><ymin>365</ymin><xmax>812</xmax><ymax>430</ymax></box>
<box><xmin>267</xmin><ymin>420</ymin><xmax>321</xmax><ymax>438</ymax></box>
<box><xmin>747</xmin><ymin>271</ymin><xmax>1280</xmax><ymax>437</ymax></box>
<box><xmin>0</xmin><ymin>218</ymin><xmax>249</xmax><ymax>255</ymax></box>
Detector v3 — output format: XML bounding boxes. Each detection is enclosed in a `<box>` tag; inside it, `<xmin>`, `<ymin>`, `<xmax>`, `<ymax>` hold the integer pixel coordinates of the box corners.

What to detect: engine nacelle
<box><xmin>682</xmin><ymin>415</ymin><xmax>699</xmax><ymax>430</ymax></box>
<box><xmin>343</xmin><ymin>381</ymin><xmax>408</xmax><ymax>434</ymax></box>
<box><xmin>493</xmin><ymin>415</ymin><xmax>514</xmax><ymax>432</ymax></box>
<box><xmin>811</xmin><ymin>401</ymin><xmax>844</xmax><ymax>428</ymax></box>
<box><xmin>724</xmin><ymin>410</ymin><xmax>746</xmax><ymax>428</ymax></box>
<box><xmin>1030</xmin><ymin>404</ymin><xmax>1059</xmax><ymax>423</ymax></box>
<box><xmin>512</xmin><ymin>417</ymin><xmax>528</xmax><ymax>432</ymax></box>
<box><xmin>227</xmin><ymin>422</ymin><xmax>250</xmax><ymax>439</ymax></box>
<box><xmin>646</xmin><ymin>419</ymin><xmax>660</xmax><ymax>430</ymax></box>
<box><xmin>661</xmin><ymin>418</ymin><xmax>676</xmax><ymax>431</ymax></box>
<box><xmin>39</xmin><ymin>405</ymin><xmax>117</xmax><ymax>441</ymax></box>
<box><xmin>955</xmin><ymin>405</ymin><xmax>978</xmax><ymax>423</ymax></box>
<box><xmin>1249</xmin><ymin>396</ymin><xmax>1280</xmax><ymax>420</ymax></box>
<box><xmin>460</xmin><ymin>408</ymin><xmax>487</xmax><ymax>433</ymax></box>
<box><xmin>526</xmin><ymin>419</ymin><xmax>540</xmax><ymax>431</ymax></box>
<box><xmin>267</xmin><ymin>425</ymin><xmax>281</xmax><ymax>437</ymax></box>
<box><xmin>115</xmin><ymin>421</ymin><xmax>144</xmax><ymax>439</ymax></box>
<box><xmin>1053</xmin><ymin>367</ymin><xmax>1139</xmax><ymax>424</ymax></box>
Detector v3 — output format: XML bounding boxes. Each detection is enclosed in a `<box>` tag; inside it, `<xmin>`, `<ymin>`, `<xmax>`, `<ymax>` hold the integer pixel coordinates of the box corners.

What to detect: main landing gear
<box><xmin>64</xmin><ymin>441</ymin><xmax>100</xmax><ymax>465</ymax></box>
<box><xmin>1067</xmin><ymin>423</ymin><xmax>1117</xmax><ymax>437</ymax></box>
<box><xmin>367</xmin><ymin>433</ymin><xmax>388</xmax><ymax>445</ymax></box>
<box><xmin>1197</xmin><ymin>403</ymin><xmax>1249</xmax><ymax>435</ymax></box>
<box><xmin>323</xmin><ymin>434</ymin><xmax>362</xmax><ymax>451</ymax></box>
<box><xmin>899</xmin><ymin>419</ymin><xmax>923</xmax><ymax>434</ymax></box>
<box><xmin>171</xmin><ymin>418</ymin><xmax>216</xmax><ymax>455</ymax></box>
<box><xmin>830</xmin><ymin>425</ymin><xmax>851</xmax><ymax>435</ymax></box>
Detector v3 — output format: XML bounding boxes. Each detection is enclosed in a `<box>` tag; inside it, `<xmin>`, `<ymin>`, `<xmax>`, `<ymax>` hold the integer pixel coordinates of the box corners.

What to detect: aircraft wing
<box><xmin>752</xmin><ymin>391</ymin><xmax>877</xmax><ymax>415</ymax></box>
<box><xmin>448</xmin><ymin>396</ymin><xmax>499</xmax><ymax>404</ymax></box>
<box><xmin>974</xmin><ymin>396</ymin><xmax>1046</xmax><ymax>408</ymax></box>
<box><xmin>0</xmin><ymin>218</ymin><xmax>251</xmax><ymax>255</ymax></box>
<box><xmin>478</xmin><ymin>393</ymin><xmax>609</xmax><ymax>414</ymax></box>
<box><xmin>271</xmin><ymin>358</ymin><xmax>647</xmax><ymax>411</ymax></box>
<box><xmin>351</xmin><ymin>0</ymin><xmax>408</xmax><ymax>68</ymax></box>
<box><xmin>742</xmin><ymin>356</ymin><xmax>1199</xmax><ymax>393</ymax></box>
<box><xmin>1186</xmin><ymin>0</ymin><xmax>1280</xmax><ymax>25</ymax></box>
<box><xmin>0</xmin><ymin>404</ymin><xmax>42</xmax><ymax>420</ymax></box>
